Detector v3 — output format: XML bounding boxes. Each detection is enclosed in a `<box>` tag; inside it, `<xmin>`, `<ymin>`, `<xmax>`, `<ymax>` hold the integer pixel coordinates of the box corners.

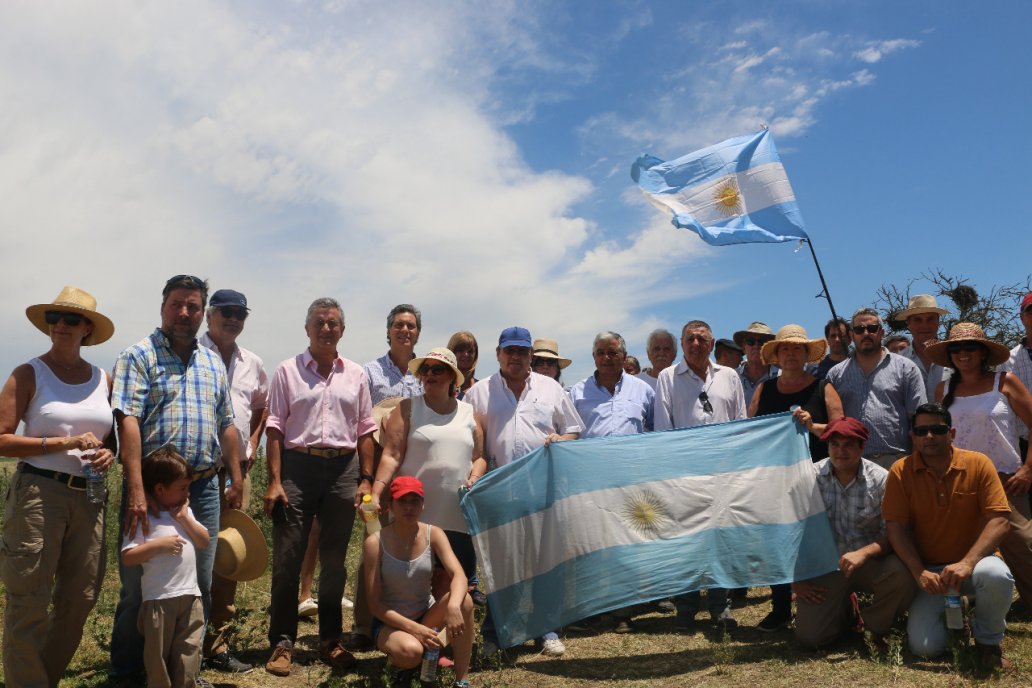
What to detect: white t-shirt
<box><xmin>122</xmin><ymin>508</ymin><xmax>201</xmax><ymax>601</ymax></box>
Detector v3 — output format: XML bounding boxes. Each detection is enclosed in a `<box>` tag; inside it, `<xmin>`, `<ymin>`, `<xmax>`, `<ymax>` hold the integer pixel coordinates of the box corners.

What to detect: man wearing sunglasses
<box><xmin>655</xmin><ymin>320</ymin><xmax>746</xmax><ymax>631</ymax></box>
<box><xmin>198</xmin><ymin>289</ymin><xmax>270</xmax><ymax>674</ymax></box>
<box><xmin>732</xmin><ymin>321</ymin><xmax>777</xmax><ymax>406</ymax></box>
<box><xmin>1002</xmin><ymin>292</ymin><xmax>1032</xmax><ymax>460</ymax></box>
<box><xmin>884</xmin><ymin>403</ymin><xmax>1014</xmax><ymax>670</ymax></box>
<box><xmin>825</xmin><ymin>308</ymin><xmax>927</xmax><ymax>470</ymax></box>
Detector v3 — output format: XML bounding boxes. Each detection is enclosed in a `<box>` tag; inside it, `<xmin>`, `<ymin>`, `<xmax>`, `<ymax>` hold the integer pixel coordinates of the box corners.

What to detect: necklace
<box><xmin>45</xmin><ymin>353</ymin><xmax>83</xmax><ymax>372</ymax></box>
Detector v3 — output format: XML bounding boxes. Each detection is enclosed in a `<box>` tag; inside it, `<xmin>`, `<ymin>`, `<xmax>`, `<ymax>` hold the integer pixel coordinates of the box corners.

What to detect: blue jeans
<box><xmin>110</xmin><ymin>476</ymin><xmax>220</xmax><ymax>677</ymax></box>
<box><xmin>907</xmin><ymin>557</ymin><xmax>1014</xmax><ymax>658</ymax></box>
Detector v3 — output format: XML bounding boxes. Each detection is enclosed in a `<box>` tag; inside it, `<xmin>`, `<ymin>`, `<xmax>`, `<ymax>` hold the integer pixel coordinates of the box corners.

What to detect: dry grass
<box><xmin>2</xmin><ymin>457</ymin><xmax>1032</xmax><ymax>686</ymax></box>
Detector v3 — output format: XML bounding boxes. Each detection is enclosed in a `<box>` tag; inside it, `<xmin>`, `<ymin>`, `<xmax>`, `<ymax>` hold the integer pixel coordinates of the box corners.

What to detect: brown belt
<box><xmin>292</xmin><ymin>446</ymin><xmax>354</xmax><ymax>459</ymax></box>
<box><xmin>190</xmin><ymin>465</ymin><xmax>219</xmax><ymax>482</ymax></box>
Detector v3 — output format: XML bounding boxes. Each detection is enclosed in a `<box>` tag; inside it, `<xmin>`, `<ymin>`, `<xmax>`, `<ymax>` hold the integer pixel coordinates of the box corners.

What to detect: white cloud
<box><xmin>854</xmin><ymin>38</ymin><xmax>922</xmax><ymax>63</ymax></box>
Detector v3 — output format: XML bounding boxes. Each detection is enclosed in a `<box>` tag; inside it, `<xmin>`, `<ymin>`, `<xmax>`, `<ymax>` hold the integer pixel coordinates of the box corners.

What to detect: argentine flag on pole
<box><xmin>631</xmin><ymin>128</ymin><xmax>808</xmax><ymax>246</ymax></box>
<box><xmin>460</xmin><ymin>414</ymin><xmax>839</xmax><ymax>648</ymax></box>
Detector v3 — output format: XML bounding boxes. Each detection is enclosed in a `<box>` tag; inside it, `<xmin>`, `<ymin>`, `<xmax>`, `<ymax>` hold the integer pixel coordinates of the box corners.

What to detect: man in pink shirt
<box><xmin>262</xmin><ymin>297</ymin><xmax>376</xmax><ymax>677</ymax></box>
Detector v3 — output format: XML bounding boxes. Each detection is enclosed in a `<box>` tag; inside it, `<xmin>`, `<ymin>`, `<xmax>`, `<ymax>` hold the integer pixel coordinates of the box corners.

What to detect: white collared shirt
<box><xmin>465</xmin><ymin>370</ymin><xmax>583</xmax><ymax>468</ymax></box>
<box><xmin>654</xmin><ymin>359</ymin><xmax>746</xmax><ymax>430</ymax></box>
<box><xmin>200</xmin><ymin>332</ymin><xmax>269</xmax><ymax>461</ymax></box>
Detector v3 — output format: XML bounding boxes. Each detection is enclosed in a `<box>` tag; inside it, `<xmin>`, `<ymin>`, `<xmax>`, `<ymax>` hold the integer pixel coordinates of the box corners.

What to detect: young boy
<box><xmin>121</xmin><ymin>446</ymin><xmax>211</xmax><ymax>688</ymax></box>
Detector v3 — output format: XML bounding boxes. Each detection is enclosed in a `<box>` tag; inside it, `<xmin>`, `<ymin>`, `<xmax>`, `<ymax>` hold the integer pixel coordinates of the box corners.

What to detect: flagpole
<box><xmin>802</xmin><ymin>237</ymin><xmax>840</xmax><ymax>324</ymax></box>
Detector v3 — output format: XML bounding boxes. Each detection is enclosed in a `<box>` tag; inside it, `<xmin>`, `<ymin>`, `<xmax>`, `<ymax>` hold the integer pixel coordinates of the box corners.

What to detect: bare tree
<box><xmin>875</xmin><ymin>269</ymin><xmax>1031</xmax><ymax>347</ymax></box>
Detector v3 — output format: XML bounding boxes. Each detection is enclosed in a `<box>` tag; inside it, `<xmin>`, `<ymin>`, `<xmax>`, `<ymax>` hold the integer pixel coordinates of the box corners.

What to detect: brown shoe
<box><xmin>320</xmin><ymin>639</ymin><xmax>358</xmax><ymax>670</ymax></box>
<box><xmin>975</xmin><ymin>643</ymin><xmax>1012</xmax><ymax>672</ymax></box>
<box><xmin>343</xmin><ymin>632</ymin><xmax>375</xmax><ymax>651</ymax></box>
<box><xmin>265</xmin><ymin>643</ymin><xmax>292</xmax><ymax>677</ymax></box>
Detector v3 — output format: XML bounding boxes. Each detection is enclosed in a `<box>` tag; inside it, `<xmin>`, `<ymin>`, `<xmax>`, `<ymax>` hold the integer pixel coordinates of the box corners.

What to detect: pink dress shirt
<box><xmin>267</xmin><ymin>349</ymin><xmax>376</xmax><ymax>450</ymax></box>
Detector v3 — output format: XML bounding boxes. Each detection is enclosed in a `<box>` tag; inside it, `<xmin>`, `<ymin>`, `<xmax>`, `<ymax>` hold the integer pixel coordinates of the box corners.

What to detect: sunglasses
<box><xmin>45</xmin><ymin>310</ymin><xmax>91</xmax><ymax>327</ymax></box>
<box><xmin>532</xmin><ymin>358</ymin><xmax>559</xmax><ymax>367</ymax></box>
<box><xmin>742</xmin><ymin>337</ymin><xmax>763</xmax><ymax>346</ymax></box>
<box><xmin>946</xmin><ymin>342</ymin><xmax>983</xmax><ymax>355</ymax></box>
<box><xmin>852</xmin><ymin>324</ymin><xmax>881</xmax><ymax>335</ymax></box>
<box><xmin>912</xmin><ymin>424</ymin><xmax>950</xmax><ymax>436</ymax></box>
<box><xmin>418</xmin><ymin>363</ymin><xmax>451</xmax><ymax>376</ymax></box>
<box><xmin>218</xmin><ymin>306</ymin><xmax>248</xmax><ymax>321</ymax></box>
<box><xmin>698</xmin><ymin>391</ymin><xmax>714</xmax><ymax>414</ymax></box>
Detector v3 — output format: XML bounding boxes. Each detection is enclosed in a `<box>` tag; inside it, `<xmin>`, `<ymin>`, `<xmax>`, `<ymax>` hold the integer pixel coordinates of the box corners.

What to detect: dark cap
<box><xmin>389</xmin><ymin>476</ymin><xmax>424</xmax><ymax>499</ymax></box>
<box><xmin>714</xmin><ymin>338</ymin><xmax>743</xmax><ymax>353</ymax></box>
<box><xmin>820</xmin><ymin>417</ymin><xmax>869</xmax><ymax>443</ymax></box>
<box><xmin>498</xmin><ymin>326</ymin><xmax>532</xmax><ymax>348</ymax></box>
<box><xmin>209</xmin><ymin>289</ymin><xmax>249</xmax><ymax>311</ymax></box>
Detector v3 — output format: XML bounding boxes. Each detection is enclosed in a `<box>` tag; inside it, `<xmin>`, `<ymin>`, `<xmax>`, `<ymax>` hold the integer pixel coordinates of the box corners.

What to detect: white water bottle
<box><xmin>360</xmin><ymin>494</ymin><xmax>381</xmax><ymax>535</ymax></box>
<box><xmin>419</xmin><ymin>630</ymin><xmax>440</xmax><ymax>684</ymax></box>
<box><xmin>945</xmin><ymin>589</ymin><xmax>963</xmax><ymax>630</ymax></box>
<box><xmin>83</xmin><ymin>459</ymin><xmax>105</xmax><ymax>504</ymax></box>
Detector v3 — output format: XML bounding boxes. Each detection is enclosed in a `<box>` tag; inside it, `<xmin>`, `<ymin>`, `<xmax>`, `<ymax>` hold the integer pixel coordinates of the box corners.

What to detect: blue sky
<box><xmin>1</xmin><ymin>1</ymin><xmax>1029</xmax><ymax>384</ymax></box>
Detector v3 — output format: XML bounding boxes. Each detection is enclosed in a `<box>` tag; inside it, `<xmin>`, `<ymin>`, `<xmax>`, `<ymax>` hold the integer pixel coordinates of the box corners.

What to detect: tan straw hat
<box><xmin>925</xmin><ymin>322</ymin><xmax>1010</xmax><ymax>368</ymax></box>
<box><xmin>372</xmin><ymin>396</ymin><xmax>402</xmax><ymax>445</ymax></box>
<box><xmin>214</xmin><ymin>509</ymin><xmax>268</xmax><ymax>582</ymax></box>
<box><xmin>408</xmin><ymin>347</ymin><xmax>465</xmax><ymax>387</ymax></box>
<box><xmin>531</xmin><ymin>338</ymin><xmax>572</xmax><ymax>369</ymax></box>
<box><xmin>895</xmin><ymin>294</ymin><xmax>950</xmax><ymax>321</ymax></box>
<box><xmin>733</xmin><ymin>322</ymin><xmax>775</xmax><ymax>348</ymax></box>
<box><xmin>761</xmin><ymin>325</ymin><xmax>827</xmax><ymax>365</ymax></box>
<box><xmin>25</xmin><ymin>286</ymin><xmax>115</xmax><ymax>345</ymax></box>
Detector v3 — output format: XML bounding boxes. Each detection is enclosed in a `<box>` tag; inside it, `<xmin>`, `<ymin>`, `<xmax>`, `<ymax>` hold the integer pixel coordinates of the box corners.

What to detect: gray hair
<box><xmin>593</xmin><ymin>331</ymin><xmax>627</xmax><ymax>354</ymax></box>
<box><xmin>646</xmin><ymin>328</ymin><xmax>676</xmax><ymax>351</ymax></box>
<box><xmin>681</xmin><ymin>320</ymin><xmax>713</xmax><ymax>339</ymax></box>
<box><xmin>851</xmin><ymin>307</ymin><xmax>881</xmax><ymax>326</ymax></box>
<box><xmin>387</xmin><ymin>304</ymin><xmax>421</xmax><ymax>331</ymax></box>
<box><xmin>306</xmin><ymin>297</ymin><xmax>344</xmax><ymax>326</ymax></box>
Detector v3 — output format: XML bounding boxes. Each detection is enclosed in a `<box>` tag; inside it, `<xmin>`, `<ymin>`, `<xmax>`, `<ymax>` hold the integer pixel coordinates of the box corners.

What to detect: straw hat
<box><xmin>25</xmin><ymin>286</ymin><xmax>115</xmax><ymax>345</ymax></box>
<box><xmin>372</xmin><ymin>396</ymin><xmax>402</xmax><ymax>445</ymax></box>
<box><xmin>895</xmin><ymin>294</ymin><xmax>949</xmax><ymax>321</ymax></box>
<box><xmin>408</xmin><ymin>347</ymin><xmax>465</xmax><ymax>387</ymax></box>
<box><xmin>531</xmin><ymin>338</ymin><xmax>572</xmax><ymax>369</ymax></box>
<box><xmin>760</xmin><ymin>324</ymin><xmax>827</xmax><ymax>365</ymax></box>
<box><xmin>925</xmin><ymin>322</ymin><xmax>1010</xmax><ymax>368</ymax></box>
<box><xmin>733</xmin><ymin>322</ymin><xmax>775</xmax><ymax>348</ymax></box>
<box><xmin>214</xmin><ymin>509</ymin><xmax>268</xmax><ymax>582</ymax></box>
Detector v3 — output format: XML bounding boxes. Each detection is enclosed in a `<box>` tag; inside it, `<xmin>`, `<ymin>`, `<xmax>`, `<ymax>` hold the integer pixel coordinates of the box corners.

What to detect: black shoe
<box><xmin>674</xmin><ymin>610</ymin><xmax>696</xmax><ymax>630</ymax></box>
<box><xmin>343</xmin><ymin>632</ymin><xmax>375</xmax><ymax>652</ymax></box>
<box><xmin>206</xmin><ymin>650</ymin><xmax>254</xmax><ymax>674</ymax></box>
<box><xmin>471</xmin><ymin>589</ymin><xmax>489</xmax><ymax>607</ymax></box>
<box><xmin>655</xmin><ymin>599</ymin><xmax>676</xmax><ymax>614</ymax></box>
<box><xmin>756</xmin><ymin>611</ymin><xmax>791</xmax><ymax>632</ymax></box>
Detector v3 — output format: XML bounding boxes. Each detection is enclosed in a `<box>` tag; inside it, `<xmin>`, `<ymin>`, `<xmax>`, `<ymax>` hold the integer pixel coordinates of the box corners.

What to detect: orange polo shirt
<box><xmin>882</xmin><ymin>447</ymin><xmax>1010</xmax><ymax>566</ymax></box>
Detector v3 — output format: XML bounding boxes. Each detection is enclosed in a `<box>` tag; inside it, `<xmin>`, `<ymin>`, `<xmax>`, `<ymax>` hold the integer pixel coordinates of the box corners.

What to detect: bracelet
<box><xmin>41</xmin><ymin>436</ymin><xmax>47</xmax><ymax>454</ymax></box>
<box><xmin>375</xmin><ymin>479</ymin><xmax>389</xmax><ymax>487</ymax></box>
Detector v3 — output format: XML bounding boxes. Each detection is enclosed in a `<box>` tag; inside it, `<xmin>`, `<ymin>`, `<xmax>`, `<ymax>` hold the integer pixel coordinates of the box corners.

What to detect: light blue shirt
<box><xmin>363</xmin><ymin>351</ymin><xmax>423</xmax><ymax>405</ymax></box>
<box><xmin>567</xmin><ymin>372</ymin><xmax>655</xmax><ymax>438</ymax></box>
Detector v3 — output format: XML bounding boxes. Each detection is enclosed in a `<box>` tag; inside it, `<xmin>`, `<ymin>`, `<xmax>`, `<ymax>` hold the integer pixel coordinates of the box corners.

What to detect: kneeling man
<box><xmin>884</xmin><ymin>403</ymin><xmax>1014</xmax><ymax>669</ymax></box>
<box><xmin>795</xmin><ymin>417</ymin><xmax>915</xmax><ymax>648</ymax></box>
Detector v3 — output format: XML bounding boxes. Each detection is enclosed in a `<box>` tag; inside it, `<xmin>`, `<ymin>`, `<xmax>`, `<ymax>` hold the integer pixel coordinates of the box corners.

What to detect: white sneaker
<box><xmin>297</xmin><ymin>597</ymin><xmax>318</xmax><ymax>617</ymax></box>
<box><xmin>540</xmin><ymin>638</ymin><xmax>565</xmax><ymax>657</ymax></box>
<box><xmin>341</xmin><ymin>596</ymin><xmax>355</xmax><ymax>610</ymax></box>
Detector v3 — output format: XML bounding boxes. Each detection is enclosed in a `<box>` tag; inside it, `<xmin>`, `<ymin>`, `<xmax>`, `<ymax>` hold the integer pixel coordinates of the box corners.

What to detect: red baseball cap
<box><xmin>1021</xmin><ymin>292</ymin><xmax>1032</xmax><ymax>312</ymax></box>
<box><xmin>820</xmin><ymin>417</ymin><xmax>869</xmax><ymax>443</ymax></box>
<box><xmin>389</xmin><ymin>476</ymin><xmax>424</xmax><ymax>499</ymax></box>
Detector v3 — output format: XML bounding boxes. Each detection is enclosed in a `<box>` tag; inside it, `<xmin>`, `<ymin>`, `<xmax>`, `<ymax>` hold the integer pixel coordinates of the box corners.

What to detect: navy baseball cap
<box><xmin>715</xmin><ymin>338</ymin><xmax>743</xmax><ymax>353</ymax></box>
<box><xmin>498</xmin><ymin>326</ymin><xmax>532</xmax><ymax>348</ymax></box>
<box><xmin>209</xmin><ymin>289</ymin><xmax>249</xmax><ymax>311</ymax></box>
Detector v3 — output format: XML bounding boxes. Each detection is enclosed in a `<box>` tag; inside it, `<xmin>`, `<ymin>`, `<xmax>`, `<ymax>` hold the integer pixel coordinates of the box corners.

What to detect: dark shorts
<box><xmin>372</xmin><ymin>611</ymin><xmax>426</xmax><ymax>643</ymax></box>
<box><xmin>437</xmin><ymin>530</ymin><xmax>477</xmax><ymax>583</ymax></box>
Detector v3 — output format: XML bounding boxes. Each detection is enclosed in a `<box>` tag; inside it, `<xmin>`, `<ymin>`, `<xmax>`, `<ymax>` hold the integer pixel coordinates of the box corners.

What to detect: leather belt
<box><xmin>20</xmin><ymin>463</ymin><xmax>87</xmax><ymax>491</ymax></box>
<box><xmin>190</xmin><ymin>466</ymin><xmax>219</xmax><ymax>482</ymax></box>
<box><xmin>294</xmin><ymin>447</ymin><xmax>354</xmax><ymax>459</ymax></box>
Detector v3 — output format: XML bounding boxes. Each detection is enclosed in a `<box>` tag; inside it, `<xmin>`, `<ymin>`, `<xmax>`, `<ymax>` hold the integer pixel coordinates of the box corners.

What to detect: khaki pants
<box><xmin>139</xmin><ymin>596</ymin><xmax>204</xmax><ymax>688</ymax></box>
<box><xmin>999</xmin><ymin>489</ymin><xmax>1032</xmax><ymax>610</ymax></box>
<box><xmin>1</xmin><ymin>468</ymin><xmax>106</xmax><ymax>688</ymax></box>
<box><xmin>795</xmin><ymin>554</ymin><xmax>915</xmax><ymax>647</ymax></box>
<box><xmin>203</xmin><ymin>470</ymin><xmax>251</xmax><ymax>658</ymax></box>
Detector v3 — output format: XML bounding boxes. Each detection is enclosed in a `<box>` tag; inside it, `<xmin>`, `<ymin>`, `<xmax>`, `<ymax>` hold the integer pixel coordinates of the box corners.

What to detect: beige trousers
<box><xmin>203</xmin><ymin>470</ymin><xmax>251</xmax><ymax>657</ymax></box>
<box><xmin>139</xmin><ymin>595</ymin><xmax>204</xmax><ymax>688</ymax></box>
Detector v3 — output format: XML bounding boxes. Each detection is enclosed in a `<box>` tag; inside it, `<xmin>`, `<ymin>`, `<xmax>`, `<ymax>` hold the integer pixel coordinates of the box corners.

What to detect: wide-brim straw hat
<box><xmin>408</xmin><ymin>347</ymin><xmax>465</xmax><ymax>387</ymax></box>
<box><xmin>531</xmin><ymin>338</ymin><xmax>572</xmax><ymax>368</ymax></box>
<box><xmin>25</xmin><ymin>286</ymin><xmax>115</xmax><ymax>345</ymax></box>
<box><xmin>214</xmin><ymin>509</ymin><xmax>268</xmax><ymax>582</ymax></box>
<box><xmin>925</xmin><ymin>322</ymin><xmax>1010</xmax><ymax>368</ymax></box>
<box><xmin>372</xmin><ymin>396</ymin><xmax>402</xmax><ymax>445</ymax></box>
<box><xmin>761</xmin><ymin>324</ymin><xmax>827</xmax><ymax>365</ymax></box>
<box><xmin>733</xmin><ymin>322</ymin><xmax>775</xmax><ymax>348</ymax></box>
<box><xmin>895</xmin><ymin>294</ymin><xmax>949</xmax><ymax>321</ymax></box>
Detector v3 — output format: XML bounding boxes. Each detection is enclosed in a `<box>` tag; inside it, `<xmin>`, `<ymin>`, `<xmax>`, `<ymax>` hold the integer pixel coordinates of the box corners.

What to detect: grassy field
<box><xmin>2</xmin><ymin>456</ymin><xmax>1032</xmax><ymax>686</ymax></box>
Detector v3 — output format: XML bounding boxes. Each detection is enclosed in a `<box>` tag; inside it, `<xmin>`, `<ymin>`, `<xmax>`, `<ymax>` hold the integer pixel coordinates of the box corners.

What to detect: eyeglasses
<box><xmin>912</xmin><ymin>424</ymin><xmax>950</xmax><ymax>436</ymax></box>
<box><xmin>698</xmin><ymin>391</ymin><xmax>713</xmax><ymax>414</ymax></box>
<box><xmin>946</xmin><ymin>342</ymin><xmax>983</xmax><ymax>355</ymax></box>
<box><xmin>684</xmin><ymin>334</ymin><xmax>712</xmax><ymax>344</ymax></box>
<box><xmin>418</xmin><ymin>363</ymin><xmax>451</xmax><ymax>376</ymax></box>
<box><xmin>742</xmin><ymin>337</ymin><xmax>763</xmax><ymax>347</ymax></box>
<box><xmin>852</xmin><ymin>324</ymin><xmax>881</xmax><ymax>335</ymax></box>
<box><xmin>532</xmin><ymin>358</ymin><xmax>559</xmax><ymax>367</ymax></box>
<box><xmin>594</xmin><ymin>350</ymin><xmax>623</xmax><ymax>359</ymax></box>
<box><xmin>45</xmin><ymin>311</ymin><xmax>90</xmax><ymax>327</ymax></box>
<box><xmin>218</xmin><ymin>306</ymin><xmax>248</xmax><ymax>321</ymax></box>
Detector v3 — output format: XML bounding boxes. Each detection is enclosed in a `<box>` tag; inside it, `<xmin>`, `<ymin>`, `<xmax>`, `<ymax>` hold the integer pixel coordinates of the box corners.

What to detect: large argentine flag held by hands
<box><xmin>631</xmin><ymin>129</ymin><xmax>808</xmax><ymax>246</ymax></box>
<box><xmin>460</xmin><ymin>414</ymin><xmax>839</xmax><ymax>648</ymax></box>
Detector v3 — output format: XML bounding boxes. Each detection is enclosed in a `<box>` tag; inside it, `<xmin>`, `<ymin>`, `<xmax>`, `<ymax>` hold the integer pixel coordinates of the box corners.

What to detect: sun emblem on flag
<box><xmin>713</xmin><ymin>179</ymin><xmax>743</xmax><ymax>217</ymax></box>
<box><xmin>621</xmin><ymin>490</ymin><xmax>671</xmax><ymax>537</ymax></box>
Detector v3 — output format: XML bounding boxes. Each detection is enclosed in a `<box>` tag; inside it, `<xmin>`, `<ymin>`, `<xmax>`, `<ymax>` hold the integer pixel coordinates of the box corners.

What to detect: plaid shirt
<box><xmin>112</xmin><ymin>329</ymin><xmax>234</xmax><ymax>470</ymax></box>
<box><xmin>363</xmin><ymin>351</ymin><xmax>423</xmax><ymax>405</ymax></box>
<box><xmin>814</xmin><ymin>457</ymin><xmax>888</xmax><ymax>555</ymax></box>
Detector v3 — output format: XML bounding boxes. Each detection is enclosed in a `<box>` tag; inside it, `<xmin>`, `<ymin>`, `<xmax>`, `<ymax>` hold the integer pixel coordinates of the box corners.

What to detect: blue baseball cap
<box><xmin>209</xmin><ymin>289</ymin><xmax>249</xmax><ymax>311</ymax></box>
<box><xmin>498</xmin><ymin>326</ymin><xmax>532</xmax><ymax>348</ymax></box>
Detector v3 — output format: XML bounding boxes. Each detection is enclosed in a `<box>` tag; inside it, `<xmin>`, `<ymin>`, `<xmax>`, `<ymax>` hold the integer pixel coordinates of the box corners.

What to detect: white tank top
<box><xmin>22</xmin><ymin>357</ymin><xmax>113</xmax><ymax>476</ymax></box>
<box><xmin>398</xmin><ymin>396</ymin><xmax>476</xmax><ymax>533</ymax></box>
<box><xmin>950</xmin><ymin>372</ymin><xmax>1023</xmax><ymax>474</ymax></box>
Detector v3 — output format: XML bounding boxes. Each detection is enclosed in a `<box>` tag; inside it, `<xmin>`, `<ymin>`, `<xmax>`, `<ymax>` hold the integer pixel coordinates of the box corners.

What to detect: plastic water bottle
<box><xmin>419</xmin><ymin>630</ymin><xmax>440</xmax><ymax>684</ymax></box>
<box><xmin>945</xmin><ymin>589</ymin><xmax>963</xmax><ymax>630</ymax></box>
<box><xmin>84</xmin><ymin>462</ymin><xmax>105</xmax><ymax>504</ymax></box>
<box><xmin>360</xmin><ymin>494</ymin><xmax>381</xmax><ymax>535</ymax></box>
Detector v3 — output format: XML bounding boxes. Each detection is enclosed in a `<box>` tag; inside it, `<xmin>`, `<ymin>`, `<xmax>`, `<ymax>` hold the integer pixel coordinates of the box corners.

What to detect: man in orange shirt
<box><xmin>884</xmin><ymin>403</ymin><xmax>1014</xmax><ymax>670</ymax></box>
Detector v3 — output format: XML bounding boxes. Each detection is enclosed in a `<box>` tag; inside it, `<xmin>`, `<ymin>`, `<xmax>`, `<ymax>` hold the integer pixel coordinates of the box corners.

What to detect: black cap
<box><xmin>209</xmin><ymin>289</ymin><xmax>249</xmax><ymax>310</ymax></box>
<box><xmin>715</xmin><ymin>338</ymin><xmax>743</xmax><ymax>353</ymax></box>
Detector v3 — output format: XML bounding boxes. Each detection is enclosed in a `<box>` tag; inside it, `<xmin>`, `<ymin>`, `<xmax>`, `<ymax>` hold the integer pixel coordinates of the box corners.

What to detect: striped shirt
<box><xmin>814</xmin><ymin>457</ymin><xmax>888</xmax><ymax>555</ymax></box>
<box><xmin>363</xmin><ymin>351</ymin><xmax>423</xmax><ymax>405</ymax></box>
<box><xmin>112</xmin><ymin>329</ymin><xmax>234</xmax><ymax>471</ymax></box>
<box><xmin>1002</xmin><ymin>340</ymin><xmax>1032</xmax><ymax>440</ymax></box>
<box><xmin>898</xmin><ymin>345</ymin><xmax>949</xmax><ymax>402</ymax></box>
<box><xmin>825</xmin><ymin>350</ymin><xmax>927</xmax><ymax>456</ymax></box>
